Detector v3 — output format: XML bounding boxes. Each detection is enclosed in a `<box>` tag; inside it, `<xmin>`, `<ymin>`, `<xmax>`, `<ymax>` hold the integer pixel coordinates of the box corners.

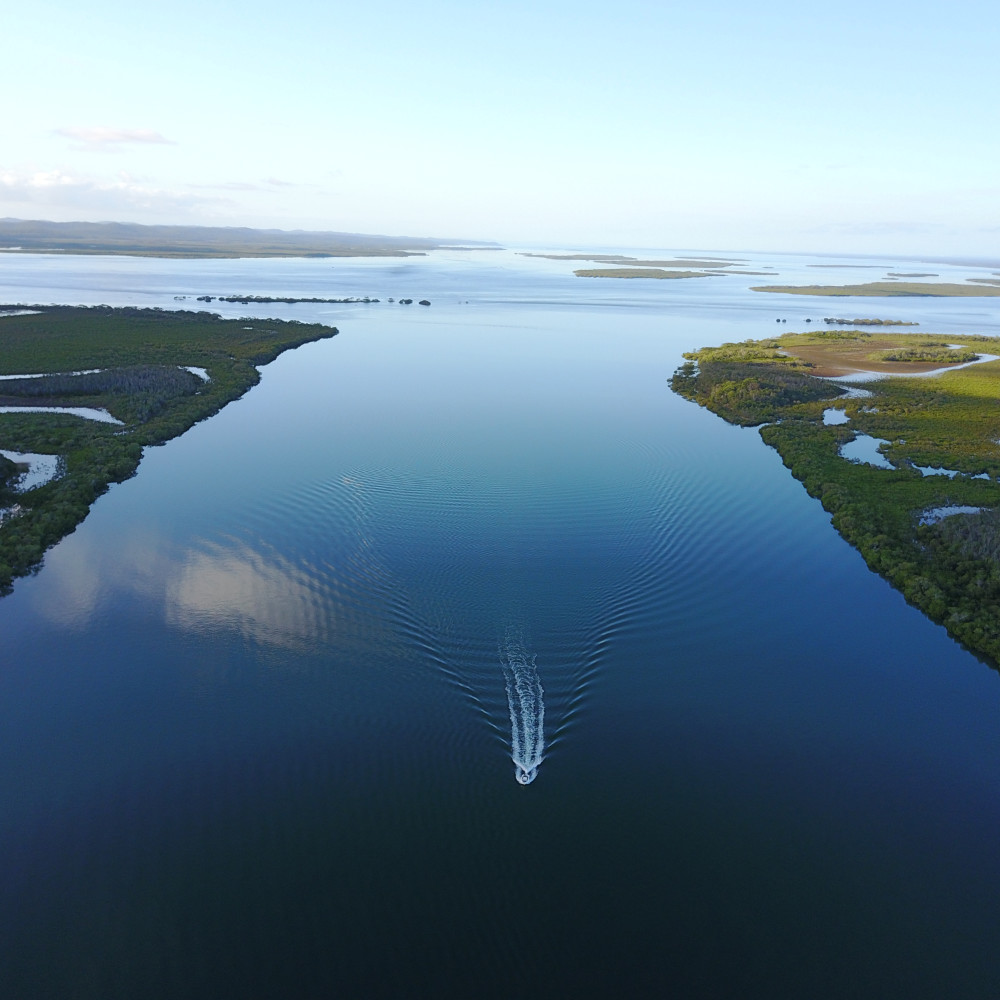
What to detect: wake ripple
<box><xmin>215</xmin><ymin>438</ymin><xmax>738</xmax><ymax>783</ymax></box>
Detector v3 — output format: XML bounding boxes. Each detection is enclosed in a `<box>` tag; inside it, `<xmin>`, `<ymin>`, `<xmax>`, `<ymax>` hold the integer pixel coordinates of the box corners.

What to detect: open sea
<box><xmin>2</xmin><ymin>248</ymin><xmax>1000</xmax><ymax>998</ymax></box>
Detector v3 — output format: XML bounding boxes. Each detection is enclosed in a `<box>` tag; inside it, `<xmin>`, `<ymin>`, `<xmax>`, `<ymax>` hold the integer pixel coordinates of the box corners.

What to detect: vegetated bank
<box><xmin>0</xmin><ymin>305</ymin><xmax>338</xmax><ymax>594</ymax></box>
<box><xmin>670</xmin><ymin>329</ymin><xmax>1000</xmax><ymax>666</ymax></box>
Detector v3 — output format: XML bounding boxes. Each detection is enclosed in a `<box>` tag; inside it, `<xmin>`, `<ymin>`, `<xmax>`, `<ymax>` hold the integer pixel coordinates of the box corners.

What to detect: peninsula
<box><xmin>671</xmin><ymin>329</ymin><xmax>1000</xmax><ymax>665</ymax></box>
<box><xmin>0</xmin><ymin>305</ymin><xmax>338</xmax><ymax>593</ymax></box>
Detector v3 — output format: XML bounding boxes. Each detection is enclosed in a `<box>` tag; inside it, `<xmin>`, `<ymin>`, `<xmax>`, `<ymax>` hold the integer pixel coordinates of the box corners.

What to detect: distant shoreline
<box><xmin>0</xmin><ymin>218</ymin><xmax>500</xmax><ymax>260</ymax></box>
<box><xmin>0</xmin><ymin>248</ymin><xmax>428</xmax><ymax>259</ymax></box>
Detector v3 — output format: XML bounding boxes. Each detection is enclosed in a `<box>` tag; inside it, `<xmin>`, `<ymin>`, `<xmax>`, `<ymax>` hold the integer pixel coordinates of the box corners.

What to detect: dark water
<box><xmin>2</xmin><ymin>250</ymin><xmax>1000</xmax><ymax>997</ymax></box>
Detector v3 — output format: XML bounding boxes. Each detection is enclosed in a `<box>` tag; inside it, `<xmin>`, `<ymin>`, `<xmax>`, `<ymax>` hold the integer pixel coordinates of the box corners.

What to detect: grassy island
<box><xmin>752</xmin><ymin>282</ymin><xmax>1000</xmax><ymax>297</ymax></box>
<box><xmin>0</xmin><ymin>305</ymin><xmax>338</xmax><ymax>593</ymax></box>
<box><xmin>520</xmin><ymin>253</ymin><xmax>741</xmax><ymax>267</ymax></box>
<box><xmin>670</xmin><ymin>329</ymin><xmax>1000</xmax><ymax>666</ymax></box>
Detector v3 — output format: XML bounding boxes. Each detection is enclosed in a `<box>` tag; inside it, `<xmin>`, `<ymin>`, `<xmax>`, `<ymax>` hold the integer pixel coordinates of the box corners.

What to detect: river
<box><xmin>2</xmin><ymin>248</ymin><xmax>999</xmax><ymax>997</ymax></box>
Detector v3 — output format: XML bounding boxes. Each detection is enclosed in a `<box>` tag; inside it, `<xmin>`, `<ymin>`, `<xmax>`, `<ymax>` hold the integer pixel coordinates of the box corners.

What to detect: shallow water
<box><xmin>839</xmin><ymin>433</ymin><xmax>895</xmax><ymax>469</ymax></box>
<box><xmin>0</xmin><ymin>404</ymin><xmax>123</xmax><ymax>424</ymax></box>
<box><xmin>919</xmin><ymin>505</ymin><xmax>988</xmax><ymax>525</ymax></box>
<box><xmin>2</xmin><ymin>249</ymin><xmax>1000</xmax><ymax>998</ymax></box>
<box><xmin>0</xmin><ymin>449</ymin><xmax>61</xmax><ymax>490</ymax></box>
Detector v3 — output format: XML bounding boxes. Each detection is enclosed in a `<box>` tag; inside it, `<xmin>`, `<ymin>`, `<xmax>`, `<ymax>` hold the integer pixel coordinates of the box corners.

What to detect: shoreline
<box><xmin>671</xmin><ymin>329</ymin><xmax>1000</xmax><ymax>667</ymax></box>
<box><xmin>0</xmin><ymin>306</ymin><xmax>338</xmax><ymax>594</ymax></box>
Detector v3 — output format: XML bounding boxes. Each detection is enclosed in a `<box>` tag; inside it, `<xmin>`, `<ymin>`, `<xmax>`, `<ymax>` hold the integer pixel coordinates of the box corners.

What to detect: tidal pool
<box><xmin>0</xmin><ymin>449</ymin><xmax>62</xmax><ymax>490</ymax></box>
<box><xmin>839</xmin><ymin>433</ymin><xmax>895</xmax><ymax>469</ymax></box>
<box><xmin>919</xmin><ymin>505</ymin><xmax>989</xmax><ymax>525</ymax></box>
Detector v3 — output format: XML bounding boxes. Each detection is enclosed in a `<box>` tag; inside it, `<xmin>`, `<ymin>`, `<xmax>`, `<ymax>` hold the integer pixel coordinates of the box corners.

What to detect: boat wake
<box><xmin>501</xmin><ymin>629</ymin><xmax>545</xmax><ymax>785</ymax></box>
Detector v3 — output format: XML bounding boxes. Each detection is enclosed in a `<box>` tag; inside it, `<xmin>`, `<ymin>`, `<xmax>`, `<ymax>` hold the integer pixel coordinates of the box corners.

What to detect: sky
<box><xmin>3</xmin><ymin>0</ymin><xmax>998</xmax><ymax>255</ymax></box>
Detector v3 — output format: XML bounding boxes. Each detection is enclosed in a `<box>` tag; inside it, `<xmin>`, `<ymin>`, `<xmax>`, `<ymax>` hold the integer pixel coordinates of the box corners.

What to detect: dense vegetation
<box><xmin>670</xmin><ymin>357</ymin><xmax>841</xmax><ymax>425</ymax></box>
<box><xmin>0</xmin><ymin>305</ymin><xmax>337</xmax><ymax>593</ymax></box>
<box><xmin>873</xmin><ymin>347</ymin><xmax>978</xmax><ymax>363</ymax></box>
<box><xmin>213</xmin><ymin>294</ymin><xmax>380</xmax><ymax>304</ymax></box>
<box><xmin>671</xmin><ymin>330</ymin><xmax>1000</xmax><ymax>666</ymax></box>
<box><xmin>0</xmin><ymin>365</ymin><xmax>203</xmax><ymax>423</ymax></box>
<box><xmin>0</xmin><ymin>454</ymin><xmax>19</xmax><ymax>509</ymax></box>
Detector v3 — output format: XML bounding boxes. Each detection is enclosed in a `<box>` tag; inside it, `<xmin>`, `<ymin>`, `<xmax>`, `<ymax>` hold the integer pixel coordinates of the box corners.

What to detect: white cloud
<box><xmin>187</xmin><ymin>180</ymin><xmax>262</xmax><ymax>192</ymax></box>
<box><xmin>813</xmin><ymin>221</ymin><xmax>946</xmax><ymax>237</ymax></box>
<box><xmin>0</xmin><ymin>167</ymin><xmax>223</xmax><ymax>218</ymax></box>
<box><xmin>53</xmin><ymin>126</ymin><xmax>176</xmax><ymax>151</ymax></box>
<box><xmin>186</xmin><ymin>178</ymin><xmax>307</xmax><ymax>194</ymax></box>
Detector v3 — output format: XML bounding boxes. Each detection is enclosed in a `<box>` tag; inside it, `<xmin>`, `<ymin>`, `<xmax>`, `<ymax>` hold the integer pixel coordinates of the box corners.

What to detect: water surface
<box><xmin>2</xmin><ymin>249</ymin><xmax>999</xmax><ymax>998</ymax></box>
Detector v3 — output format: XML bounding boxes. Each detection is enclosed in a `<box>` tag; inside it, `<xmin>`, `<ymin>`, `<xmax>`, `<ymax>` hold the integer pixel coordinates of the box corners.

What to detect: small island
<box><xmin>752</xmin><ymin>281</ymin><xmax>1000</xmax><ymax>297</ymax></box>
<box><xmin>209</xmin><ymin>294</ymin><xmax>380</xmax><ymax>305</ymax></box>
<box><xmin>822</xmin><ymin>317</ymin><xmax>918</xmax><ymax>326</ymax></box>
<box><xmin>515</xmin><ymin>252</ymin><xmax>775</xmax><ymax>279</ymax></box>
<box><xmin>520</xmin><ymin>253</ymin><xmax>742</xmax><ymax>267</ymax></box>
<box><xmin>0</xmin><ymin>305</ymin><xmax>338</xmax><ymax>593</ymax></box>
<box><xmin>574</xmin><ymin>268</ymin><xmax>716</xmax><ymax>279</ymax></box>
<box><xmin>671</xmin><ymin>328</ymin><xmax>1000</xmax><ymax>666</ymax></box>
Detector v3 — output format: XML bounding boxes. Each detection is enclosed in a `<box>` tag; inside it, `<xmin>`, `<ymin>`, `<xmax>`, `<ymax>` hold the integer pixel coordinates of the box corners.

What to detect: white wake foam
<box><xmin>502</xmin><ymin>629</ymin><xmax>545</xmax><ymax>785</ymax></box>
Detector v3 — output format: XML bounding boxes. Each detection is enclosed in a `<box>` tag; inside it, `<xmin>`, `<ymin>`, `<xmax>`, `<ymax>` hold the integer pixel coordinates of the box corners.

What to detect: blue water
<box><xmin>2</xmin><ymin>249</ymin><xmax>1000</xmax><ymax>998</ymax></box>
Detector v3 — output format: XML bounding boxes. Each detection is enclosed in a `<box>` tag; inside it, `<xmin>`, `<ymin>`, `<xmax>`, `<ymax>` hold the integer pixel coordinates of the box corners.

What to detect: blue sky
<box><xmin>3</xmin><ymin>0</ymin><xmax>998</xmax><ymax>254</ymax></box>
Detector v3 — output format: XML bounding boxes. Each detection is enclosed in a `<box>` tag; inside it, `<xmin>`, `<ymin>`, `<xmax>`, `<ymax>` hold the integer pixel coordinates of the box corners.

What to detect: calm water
<box><xmin>2</xmin><ymin>249</ymin><xmax>1000</xmax><ymax>998</ymax></box>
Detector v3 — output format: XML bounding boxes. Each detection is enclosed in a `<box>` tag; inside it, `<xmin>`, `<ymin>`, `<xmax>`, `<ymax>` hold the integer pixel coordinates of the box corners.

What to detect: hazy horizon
<box><xmin>3</xmin><ymin>0</ymin><xmax>997</xmax><ymax>257</ymax></box>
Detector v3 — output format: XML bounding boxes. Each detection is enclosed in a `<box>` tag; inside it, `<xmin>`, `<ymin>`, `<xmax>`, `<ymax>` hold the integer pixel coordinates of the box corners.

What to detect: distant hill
<box><xmin>0</xmin><ymin>218</ymin><xmax>501</xmax><ymax>259</ymax></box>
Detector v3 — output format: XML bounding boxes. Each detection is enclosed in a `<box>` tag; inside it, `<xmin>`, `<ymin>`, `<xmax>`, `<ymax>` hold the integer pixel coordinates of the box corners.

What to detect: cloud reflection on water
<box><xmin>166</xmin><ymin>539</ymin><xmax>331</xmax><ymax>649</ymax></box>
<box><xmin>32</xmin><ymin>523</ymin><xmax>394</xmax><ymax>657</ymax></box>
